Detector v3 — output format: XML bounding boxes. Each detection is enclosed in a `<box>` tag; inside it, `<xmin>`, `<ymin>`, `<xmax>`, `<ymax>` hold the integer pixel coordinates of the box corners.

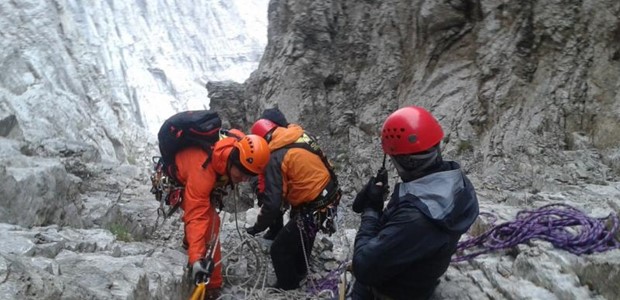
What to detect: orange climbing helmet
<box><xmin>381</xmin><ymin>106</ymin><xmax>444</xmax><ymax>155</ymax></box>
<box><xmin>233</xmin><ymin>134</ymin><xmax>270</xmax><ymax>175</ymax></box>
<box><xmin>250</xmin><ymin>119</ymin><xmax>279</xmax><ymax>139</ymax></box>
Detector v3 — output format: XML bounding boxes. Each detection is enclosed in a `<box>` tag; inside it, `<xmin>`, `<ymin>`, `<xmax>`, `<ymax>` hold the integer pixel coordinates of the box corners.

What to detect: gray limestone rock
<box><xmin>2</xmin><ymin>0</ymin><xmax>620</xmax><ymax>299</ymax></box>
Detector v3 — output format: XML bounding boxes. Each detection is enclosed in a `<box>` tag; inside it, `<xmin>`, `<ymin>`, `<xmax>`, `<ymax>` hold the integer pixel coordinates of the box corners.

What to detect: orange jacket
<box><xmin>253</xmin><ymin>124</ymin><xmax>331</xmax><ymax>231</ymax></box>
<box><xmin>175</xmin><ymin>136</ymin><xmax>236</xmax><ymax>265</ymax></box>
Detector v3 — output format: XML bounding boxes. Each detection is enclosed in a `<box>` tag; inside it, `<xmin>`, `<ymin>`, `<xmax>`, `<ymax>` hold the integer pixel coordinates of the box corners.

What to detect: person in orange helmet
<box><xmin>175</xmin><ymin>130</ymin><xmax>270</xmax><ymax>297</ymax></box>
<box><xmin>246</xmin><ymin>108</ymin><xmax>341</xmax><ymax>290</ymax></box>
<box><xmin>351</xmin><ymin>106</ymin><xmax>479</xmax><ymax>300</ymax></box>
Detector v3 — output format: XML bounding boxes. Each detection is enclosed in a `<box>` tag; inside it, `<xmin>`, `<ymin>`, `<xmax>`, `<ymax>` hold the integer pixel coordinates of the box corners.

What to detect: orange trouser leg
<box><xmin>205</xmin><ymin>216</ymin><xmax>222</xmax><ymax>289</ymax></box>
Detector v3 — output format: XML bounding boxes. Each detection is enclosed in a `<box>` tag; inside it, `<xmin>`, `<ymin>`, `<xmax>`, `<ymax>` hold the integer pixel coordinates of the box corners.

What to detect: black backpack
<box><xmin>156</xmin><ymin>110</ymin><xmax>222</xmax><ymax>182</ymax></box>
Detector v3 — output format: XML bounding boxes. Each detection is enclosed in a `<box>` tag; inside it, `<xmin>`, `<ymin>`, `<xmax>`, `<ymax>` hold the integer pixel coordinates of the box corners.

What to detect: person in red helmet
<box><xmin>247</xmin><ymin>108</ymin><xmax>341</xmax><ymax>290</ymax></box>
<box><xmin>249</xmin><ymin>117</ymin><xmax>286</xmax><ymax>240</ymax></box>
<box><xmin>351</xmin><ymin>106</ymin><xmax>479</xmax><ymax>300</ymax></box>
<box><xmin>176</xmin><ymin>131</ymin><xmax>270</xmax><ymax>298</ymax></box>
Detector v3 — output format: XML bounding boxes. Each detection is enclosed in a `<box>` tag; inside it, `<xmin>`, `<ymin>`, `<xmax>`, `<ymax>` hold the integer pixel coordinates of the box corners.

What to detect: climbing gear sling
<box><xmin>151</xmin><ymin>157</ymin><xmax>184</xmax><ymax>219</ymax></box>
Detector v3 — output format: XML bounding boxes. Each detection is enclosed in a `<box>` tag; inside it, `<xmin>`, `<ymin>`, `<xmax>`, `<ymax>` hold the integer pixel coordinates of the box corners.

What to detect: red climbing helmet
<box><xmin>381</xmin><ymin>106</ymin><xmax>444</xmax><ymax>155</ymax></box>
<box><xmin>250</xmin><ymin>119</ymin><xmax>278</xmax><ymax>139</ymax></box>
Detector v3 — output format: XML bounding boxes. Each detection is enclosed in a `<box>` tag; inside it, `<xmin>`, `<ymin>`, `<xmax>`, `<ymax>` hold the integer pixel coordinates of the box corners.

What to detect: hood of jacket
<box><xmin>395</xmin><ymin>161</ymin><xmax>479</xmax><ymax>234</ymax></box>
<box><xmin>210</xmin><ymin>136</ymin><xmax>237</xmax><ymax>175</ymax></box>
<box><xmin>268</xmin><ymin>124</ymin><xmax>304</xmax><ymax>150</ymax></box>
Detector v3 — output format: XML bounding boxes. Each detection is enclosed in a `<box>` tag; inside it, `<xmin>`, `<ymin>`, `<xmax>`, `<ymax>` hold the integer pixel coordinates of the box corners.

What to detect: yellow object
<box><xmin>189</xmin><ymin>283</ymin><xmax>206</xmax><ymax>300</ymax></box>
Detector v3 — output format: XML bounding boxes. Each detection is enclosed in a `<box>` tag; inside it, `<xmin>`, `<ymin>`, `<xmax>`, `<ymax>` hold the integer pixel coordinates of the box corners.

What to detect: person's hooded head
<box><xmin>381</xmin><ymin>106</ymin><xmax>444</xmax><ymax>182</ymax></box>
<box><xmin>261</xmin><ymin>108</ymin><xmax>289</xmax><ymax>127</ymax></box>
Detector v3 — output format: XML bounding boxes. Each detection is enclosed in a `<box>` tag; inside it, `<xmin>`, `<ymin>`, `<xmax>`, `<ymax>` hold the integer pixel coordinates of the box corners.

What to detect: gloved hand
<box><xmin>352</xmin><ymin>174</ymin><xmax>389</xmax><ymax>213</ymax></box>
<box><xmin>352</xmin><ymin>178</ymin><xmax>371</xmax><ymax>213</ymax></box>
<box><xmin>245</xmin><ymin>225</ymin><xmax>263</xmax><ymax>236</ymax></box>
<box><xmin>210</xmin><ymin>187</ymin><xmax>227</xmax><ymax>211</ymax></box>
<box><xmin>256</xmin><ymin>192</ymin><xmax>267</xmax><ymax>207</ymax></box>
<box><xmin>192</xmin><ymin>258</ymin><xmax>214</xmax><ymax>284</ymax></box>
<box><xmin>376</xmin><ymin>167</ymin><xmax>388</xmax><ymax>188</ymax></box>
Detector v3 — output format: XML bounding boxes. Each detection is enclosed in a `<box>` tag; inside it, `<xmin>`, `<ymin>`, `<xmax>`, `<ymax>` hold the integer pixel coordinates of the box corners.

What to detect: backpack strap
<box><xmin>201</xmin><ymin>146</ymin><xmax>214</xmax><ymax>169</ymax></box>
<box><xmin>279</xmin><ymin>132</ymin><xmax>338</xmax><ymax>186</ymax></box>
<box><xmin>200</xmin><ymin>129</ymin><xmax>240</xmax><ymax>169</ymax></box>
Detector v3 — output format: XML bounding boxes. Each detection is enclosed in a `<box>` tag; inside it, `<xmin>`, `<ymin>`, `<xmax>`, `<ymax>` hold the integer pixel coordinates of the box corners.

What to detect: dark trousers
<box><xmin>270</xmin><ymin>212</ymin><xmax>317</xmax><ymax>289</ymax></box>
<box><xmin>267</xmin><ymin>211</ymin><xmax>284</xmax><ymax>235</ymax></box>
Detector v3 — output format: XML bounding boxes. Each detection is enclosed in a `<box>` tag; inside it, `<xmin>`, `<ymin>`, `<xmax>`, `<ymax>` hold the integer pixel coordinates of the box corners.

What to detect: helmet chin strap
<box><xmin>391</xmin><ymin>147</ymin><xmax>442</xmax><ymax>182</ymax></box>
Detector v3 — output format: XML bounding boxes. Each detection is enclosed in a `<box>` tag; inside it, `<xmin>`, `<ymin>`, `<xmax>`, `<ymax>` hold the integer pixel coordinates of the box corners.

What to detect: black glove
<box><xmin>352</xmin><ymin>178</ymin><xmax>371</xmax><ymax>213</ymax></box>
<box><xmin>256</xmin><ymin>192</ymin><xmax>267</xmax><ymax>207</ymax></box>
<box><xmin>376</xmin><ymin>167</ymin><xmax>388</xmax><ymax>188</ymax></box>
<box><xmin>210</xmin><ymin>187</ymin><xmax>227</xmax><ymax>211</ymax></box>
<box><xmin>245</xmin><ymin>225</ymin><xmax>263</xmax><ymax>236</ymax></box>
<box><xmin>192</xmin><ymin>258</ymin><xmax>214</xmax><ymax>284</ymax></box>
<box><xmin>352</xmin><ymin>174</ymin><xmax>389</xmax><ymax>213</ymax></box>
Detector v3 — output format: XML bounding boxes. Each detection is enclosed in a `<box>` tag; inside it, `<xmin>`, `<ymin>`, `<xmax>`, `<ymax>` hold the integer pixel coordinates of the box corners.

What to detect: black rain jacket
<box><xmin>353</xmin><ymin>161</ymin><xmax>479</xmax><ymax>300</ymax></box>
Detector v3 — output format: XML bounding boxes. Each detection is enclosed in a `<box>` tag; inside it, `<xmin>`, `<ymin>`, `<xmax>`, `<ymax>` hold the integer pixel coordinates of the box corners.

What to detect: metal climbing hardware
<box><xmin>295</xmin><ymin>179</ymin><xmax>341</xmax><ymax>236</ymax></box>
<box><xmin>298</xmin><ymin>211</ymin><xmax>319</xmax><ymax>242</ymax></box>
<box><xmin>315</xmin><ymin>205</ymin><xmax>338</xmax><ymax>236</ymax></box>
<box><xmin>151</xmin><ymin>156</ymin><xmax>184</xmax><ymax>219</ymax></box>
<box><xmin>194</xmin><ymin>257</ymin><xmax>215</xmax><ymax>285</ymax></box>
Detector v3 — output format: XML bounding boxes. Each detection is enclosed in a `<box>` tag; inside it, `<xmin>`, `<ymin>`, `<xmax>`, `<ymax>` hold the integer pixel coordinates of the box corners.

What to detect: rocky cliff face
<box><xmin>0</xmin><ymin>0</ymin><xmax>267</xmax><ymax>143</ymax></box>
<box><xmin>1</xmin><ymin>0</ymin><xmax>620</xmax><ymax>299</ymax></box>
<box><xmin>207</xmin><ymin>0</ymin><xmax>620</xmax><ymax>299</ymax></box>
<box><xmin>0</xmin><ymin>0</ymin><xmax>268</xmax><ymax>224</ymax></box>
<box><xmin>212</xmin><ymin>0</ymin><xmax>620</xmax><ymax>191</ymax></box>
<box><xmin>0</xmin><ymin>1</ymin><xmax>268</xmax><ymax>299</ymax></box>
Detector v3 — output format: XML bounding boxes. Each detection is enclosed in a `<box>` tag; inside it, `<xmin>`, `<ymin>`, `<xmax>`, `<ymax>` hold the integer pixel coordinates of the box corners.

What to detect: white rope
<box><xmin>297</xmin><ymin>214</ymin><xmax>318</xmax><ymax>293</ymax></box>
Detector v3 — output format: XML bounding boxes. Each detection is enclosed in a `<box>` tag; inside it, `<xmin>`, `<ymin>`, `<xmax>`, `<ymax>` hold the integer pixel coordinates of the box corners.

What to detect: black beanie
<box><xmin>261</xmin><ymin>108</ymin><xmax>289</xmax><ymax>127</ymax></box>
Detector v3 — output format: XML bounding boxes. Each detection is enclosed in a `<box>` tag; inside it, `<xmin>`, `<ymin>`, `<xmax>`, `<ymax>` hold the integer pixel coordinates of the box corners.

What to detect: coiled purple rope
<box><xmin>307</xmin><ymin>262</ymin><xmax>346</xmax><ymax>297</ymax></box>
<box><xmin>452</xmin><ymin>203</ymin><xmax>620</xmax><ymax>262</ymax></box>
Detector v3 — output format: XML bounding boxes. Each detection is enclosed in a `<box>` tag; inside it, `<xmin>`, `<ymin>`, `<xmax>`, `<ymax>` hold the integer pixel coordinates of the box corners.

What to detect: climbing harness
<box><xmin>453</xmin><ymin>203</ymin><xmax>620</xmax><ymax>262</ymax></box>
<box><xmin>277</xmin><ymin>131</ymin><xmax>343</xmax><ymax>235</ymax></box>
<box><xmin>314</xmin><ymin>205</ymin><xmax>339</xmax><ymax>236</ymax></box>
<box><xmin>295</xmin><ymin>180</ymin><xmax>342</xmax><ymax>236</ymax></box>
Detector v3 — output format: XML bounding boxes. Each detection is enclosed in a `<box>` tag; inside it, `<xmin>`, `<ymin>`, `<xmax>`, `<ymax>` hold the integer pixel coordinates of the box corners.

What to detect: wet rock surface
<box><xmin>2</xmin><ymin>0</ymin><xmax>620</xmax><ymax>299</ymax></box>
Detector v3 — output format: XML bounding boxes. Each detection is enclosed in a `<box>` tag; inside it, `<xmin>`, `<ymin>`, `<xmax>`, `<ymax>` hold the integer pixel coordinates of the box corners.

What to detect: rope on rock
<box><xmin>307</xmin><ymin>262</ymin><xmax>347</xmax><ymax>297</ymax></box>
<box><xmin>453</xmin><ymin>203</ymin><xmax>620</xmax><ymax>262</ymax></box>
<box><xmin>209</xmin><ymin>187</ymin><xmax>352</xmax><ymax>299</ymax></box>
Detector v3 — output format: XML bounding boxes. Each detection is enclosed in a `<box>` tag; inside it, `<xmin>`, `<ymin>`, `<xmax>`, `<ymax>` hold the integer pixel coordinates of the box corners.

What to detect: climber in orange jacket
<box><xmin>174</xmin><ymin>130</ymin><xmax>270</xmax><ymax>294</ymax></box>
<box><xmin>246</xmin><ymin>108</ymin><xmax>341</xmax><ymax>290</ymax></box>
